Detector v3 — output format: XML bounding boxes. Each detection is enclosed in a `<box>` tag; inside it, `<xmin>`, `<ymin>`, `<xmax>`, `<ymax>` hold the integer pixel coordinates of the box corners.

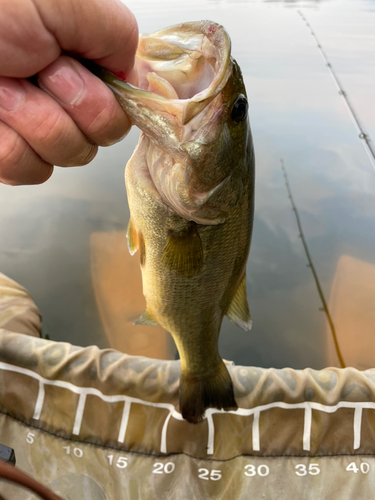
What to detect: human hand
<box><xmin>0</xmin><ymin>0</ymin><xmax>138</xmax><ymax>185</ymax></box>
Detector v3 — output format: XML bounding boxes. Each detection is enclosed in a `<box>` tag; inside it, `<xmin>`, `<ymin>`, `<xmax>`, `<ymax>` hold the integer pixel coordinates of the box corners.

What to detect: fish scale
<box><xmin>91</xmin><ymin>21</ymin><xmax>255</xmax><ymax>423</ymax></box>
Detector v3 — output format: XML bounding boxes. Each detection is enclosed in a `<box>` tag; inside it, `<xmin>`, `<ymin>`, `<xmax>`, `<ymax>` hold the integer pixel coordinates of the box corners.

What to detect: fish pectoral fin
<box><xmin>161</xmin><ymin>222</ymin><xmax>203</xmax><ymax>277</ymax></box>
<box><xmin>126</xmin><ymin>218</ymin><xmax>138</xmax><ymax>256</ymax></box>
<box><xmin>226</xmin><ymin>274</ymin><xmax>252</xmax><ymax>331</ymax></box>
<box><xmin>134</xmin><ymin>309</ymin><xmax>159</xmax><ymax>327</ymax></box>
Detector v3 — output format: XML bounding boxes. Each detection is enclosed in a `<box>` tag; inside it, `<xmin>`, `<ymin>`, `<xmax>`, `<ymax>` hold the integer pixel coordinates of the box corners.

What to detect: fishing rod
<box><xmin>298</xmin><ymin>10</ymin><xmax>375</xmax><ymax>171</ymax></box>
<box><xmin>280</xmin><ymin>159</ymin><xmax>346</xmax><ymax>369</ymax></box>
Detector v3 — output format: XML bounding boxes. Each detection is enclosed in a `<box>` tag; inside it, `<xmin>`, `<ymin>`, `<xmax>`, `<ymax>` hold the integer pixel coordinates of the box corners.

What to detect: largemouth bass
<box><xmin>93</xmin><ymin>21</ymin><xmax>254</xmax><ymax>424</ymax></box>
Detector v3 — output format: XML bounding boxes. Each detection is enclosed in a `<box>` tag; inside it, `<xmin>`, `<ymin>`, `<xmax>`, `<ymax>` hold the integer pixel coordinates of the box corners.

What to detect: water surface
<box><xmin>0</xmin><ymin>0</ymin><xmax>374</xmax><ymax>369</ymax></box>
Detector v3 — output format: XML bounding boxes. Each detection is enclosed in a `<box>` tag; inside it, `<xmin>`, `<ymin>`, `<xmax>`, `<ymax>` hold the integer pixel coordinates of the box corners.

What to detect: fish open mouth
<box><xmin>133</xmin><ymin>21</ymin><xmax>232</xmax><ymax>125</ymax></box>
<box><xmin>95</xmin><ymin>21</ymin><xmax>234</xmax><ymax>224</ymax></box>
<box><xmin>101</xmin><ymin>21</ymin><xmax>232</xmax><ymax>130</ymax></box>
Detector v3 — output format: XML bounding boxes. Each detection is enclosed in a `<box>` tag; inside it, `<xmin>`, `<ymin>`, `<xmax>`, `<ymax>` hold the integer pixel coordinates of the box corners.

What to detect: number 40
<box><xmin>346</xmin><ymin>462</ymin><xmax>370</xmax><ymax>474</ymax></box>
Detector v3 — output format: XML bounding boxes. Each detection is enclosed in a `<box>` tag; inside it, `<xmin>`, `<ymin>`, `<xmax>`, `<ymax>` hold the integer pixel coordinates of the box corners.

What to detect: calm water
<box><xmin>0</xmin><ymin>0</ymin><xmax>374</xmax><ymax>370</ymax></box>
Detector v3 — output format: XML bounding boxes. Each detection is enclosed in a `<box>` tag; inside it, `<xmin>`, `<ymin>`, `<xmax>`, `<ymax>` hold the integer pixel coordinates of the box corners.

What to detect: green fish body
<box><xmin>97</xmin><ymin>21</ymin><xmax>254</xmax><ymax>423</ymax></box>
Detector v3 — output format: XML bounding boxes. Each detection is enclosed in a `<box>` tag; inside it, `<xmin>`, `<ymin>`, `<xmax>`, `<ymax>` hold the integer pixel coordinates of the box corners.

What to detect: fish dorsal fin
<box><xmin>161</xmin><ymin>222</ymin><xmax>203</xmax><ymax>277</ymax></box>
<box><xmin>134</xmin><ymin>309</ymin><xmax>159</xmax><ymax>327</ymax></box>
<box><xmin>226</xmin><ymin>275</ymin><xmax>252</xmax><ymax>331</ymax></box>
<box><xmin>126</xmin><ymin>218</ymin><xmax>138</xmax><ymax>256</ymax></box>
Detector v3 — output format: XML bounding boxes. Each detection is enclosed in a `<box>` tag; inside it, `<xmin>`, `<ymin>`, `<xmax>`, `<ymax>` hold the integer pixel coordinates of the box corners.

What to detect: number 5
<box><xmin>309</xmin><ymin>464</ymin><xmax>320</xmax><ymax>475</ymax></box>
<box><xmin>210</xmin><ymin>470</ymin><xmax>222</xmax><ymax>481</ymax></box>
<box><xmin>26</xmin><ymin>433</ymin><xmax>35</xmax><ymax>444</ymax></box>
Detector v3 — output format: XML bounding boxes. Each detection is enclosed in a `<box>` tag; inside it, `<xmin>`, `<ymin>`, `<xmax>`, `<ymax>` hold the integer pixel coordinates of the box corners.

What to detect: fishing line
<box><xmin>280</xmin><ymin>159</ymin><xmax>346</xmax><ymax>369</ymax></box>
<box><xmin>298</xmin><ymin>10</ymin><xmax>375</xmax><ymax>171</ymax></box>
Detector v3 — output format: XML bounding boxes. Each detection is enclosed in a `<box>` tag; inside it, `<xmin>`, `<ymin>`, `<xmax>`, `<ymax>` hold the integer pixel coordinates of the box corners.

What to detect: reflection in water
<box><xmin>264</xmin><ymin>0</ymin><xmax>323</xmax><ymax>3</ymax></box>
<box><xmin>281</xmin><ymin>160</ymin><xmax>346</xmax><ymax>368</ymax></box>
<box><xmin>327</xmin><ymin>255</ymin><xmax>375</xmax><ymax>370</ymax></box>
<box><xmin>298</xmin><ymin>10</ymin><xmax>375</xmax><ymax>170</ymax></box>
<box><xmin>90</xmin><ymin>231</ymin><xmax>176</xmax><ymax>359</ymax></box>
<box><xmin>0</xmin><ymin>0</ymin><xmax>374</xmax><ymax>370</ymax></box>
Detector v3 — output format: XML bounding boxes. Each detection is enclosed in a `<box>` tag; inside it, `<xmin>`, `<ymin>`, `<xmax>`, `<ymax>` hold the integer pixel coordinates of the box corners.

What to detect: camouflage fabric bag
<box><xmin>0</xmin><ymin>275</ymin><xmax>374</xmax><ymax>499</ymax></box>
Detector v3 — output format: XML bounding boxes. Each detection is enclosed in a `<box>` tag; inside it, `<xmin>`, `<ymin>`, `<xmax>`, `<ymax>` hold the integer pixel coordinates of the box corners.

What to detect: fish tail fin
<box><xmin>180</xmin><ymin>360</ymin><xmax>237</xmax><ymax>424</ymax></box>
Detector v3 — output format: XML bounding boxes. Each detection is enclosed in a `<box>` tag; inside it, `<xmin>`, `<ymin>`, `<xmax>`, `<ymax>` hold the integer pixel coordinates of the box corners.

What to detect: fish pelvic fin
<box><xmin>126</xmin><ymin>218</ymin><xmax>138</xmax><ymax>256</ymax></box>
<box><xmin>226</xmin><ymin>274</ymin><xmax>252</xmax><ymax>331</ymax></box>
<box><xmin>161</xmin><ymin>222</ymin><xmax>203</xmax><ymax>277</ymax></box>
<box><xmin>179</xmin><ymin>360</ymin><xmax>237</xmax><ymax>424</ymax></box>
<box><xmin>134</xmin><ymin>309</ymin><xmax>159</xmax><ymax>327</ymax></box>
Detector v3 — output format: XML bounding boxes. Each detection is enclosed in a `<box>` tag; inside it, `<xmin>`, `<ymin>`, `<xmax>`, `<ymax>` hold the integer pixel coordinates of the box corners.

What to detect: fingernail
<box><xmin>40</xmin><ymin>60</ymin><xmax>85</xmax><ymax>105</ymax></box>
<box><xmin>0</xmin><ymin>78</ymin><xmax>25</xmax><ymax>110</ymax></box>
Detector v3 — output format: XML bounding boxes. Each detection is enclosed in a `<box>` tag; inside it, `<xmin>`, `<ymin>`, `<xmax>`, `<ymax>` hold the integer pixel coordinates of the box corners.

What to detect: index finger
<box><xmin>2</xmin><ymin>0</ymin><xmax>138</xmax><ymax>79</ymax></box>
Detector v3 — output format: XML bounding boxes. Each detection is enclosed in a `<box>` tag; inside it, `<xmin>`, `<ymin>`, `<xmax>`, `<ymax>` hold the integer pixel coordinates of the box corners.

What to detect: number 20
<box><xmin>153</xmin><ymin>463</ymin><xmax>175</xmax><ymax>474</ymax></box>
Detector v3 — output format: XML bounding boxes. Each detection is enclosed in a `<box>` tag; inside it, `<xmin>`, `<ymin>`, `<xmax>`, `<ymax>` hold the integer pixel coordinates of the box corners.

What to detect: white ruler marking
<box><xmin>206</xmin><ymin>411</ymin><xmax>215</xmax><ymax>455</ymax></box>
<box><xmin>0</xmin><ymin>361</ymin><xmax>179</xmax><ymax>413</ymax></box>
<box><xmin>32</xmin><ymin>381</ymin><xmax>45</xmax><ymax>420</ymax></box>
<box><xmin>303</xmin><ymin>406</ymin><xmax>312</xmax><ymax>451</ymax></box>
<box><xmin>0</xmin><ymin>362</ymin><xmax>373</xmax><ymax>454</ymax></box>
<box><xmin>73</xmin><ymin>393</ymin><xmax>87</xmax><ymax>436</ymax></box>
<box><xmin>161</xmin><ymin>411</ymin><xmax>173</xmax><ymax>454</ymax></box>
<box><xmin>118</xmin><ymin>400</ymin><xmax>131</xmax><ymax>444</ymax></box>
<box><xmin>353</xmin><ymin>406</ymin><xmax>363</xmax><ymax>450</ymax></box>
<box><xmin>252</xmin><ymin>410</ymin><xmax>260</xmax><ymax>452</ymax></box>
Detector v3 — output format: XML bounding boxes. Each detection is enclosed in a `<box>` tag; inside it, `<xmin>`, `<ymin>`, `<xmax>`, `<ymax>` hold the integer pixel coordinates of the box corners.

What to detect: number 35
<box><xmin>295</xmin><ymin>463</ymin><xmax>320</xmax><ymax>476</ymax></box>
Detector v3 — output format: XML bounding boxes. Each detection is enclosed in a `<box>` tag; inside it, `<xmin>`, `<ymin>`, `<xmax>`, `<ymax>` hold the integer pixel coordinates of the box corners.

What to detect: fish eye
<box><xmin>231</xmin><ymin>94</ymin><xmax>248</xmax><ymax>123</ymax></box>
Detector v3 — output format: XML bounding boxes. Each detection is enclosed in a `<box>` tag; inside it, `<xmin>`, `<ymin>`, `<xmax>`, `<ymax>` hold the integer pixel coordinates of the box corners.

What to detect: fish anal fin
<box><xmin>126</xmin><ymin>218</ymin><xmax>138</xmax><ymax>256</ymax></box>
<box><xmin>226</xmin><ymin>274</ymin><xmax>252</xmax><ymax>331</ymax></box>
<box><xmin>180</xmin><ymin>360</ymin><xmax>237</xmax><ymax>424</ymax></box>
<box><xmin>162</xmin><ymin>222</ymin><xmax>203</xmax><ymax>277</ymax></box>
<box><xmin>134</xmin><ymin>309</ymin><xmax>159</xmax><ymax>327</ymax></box>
